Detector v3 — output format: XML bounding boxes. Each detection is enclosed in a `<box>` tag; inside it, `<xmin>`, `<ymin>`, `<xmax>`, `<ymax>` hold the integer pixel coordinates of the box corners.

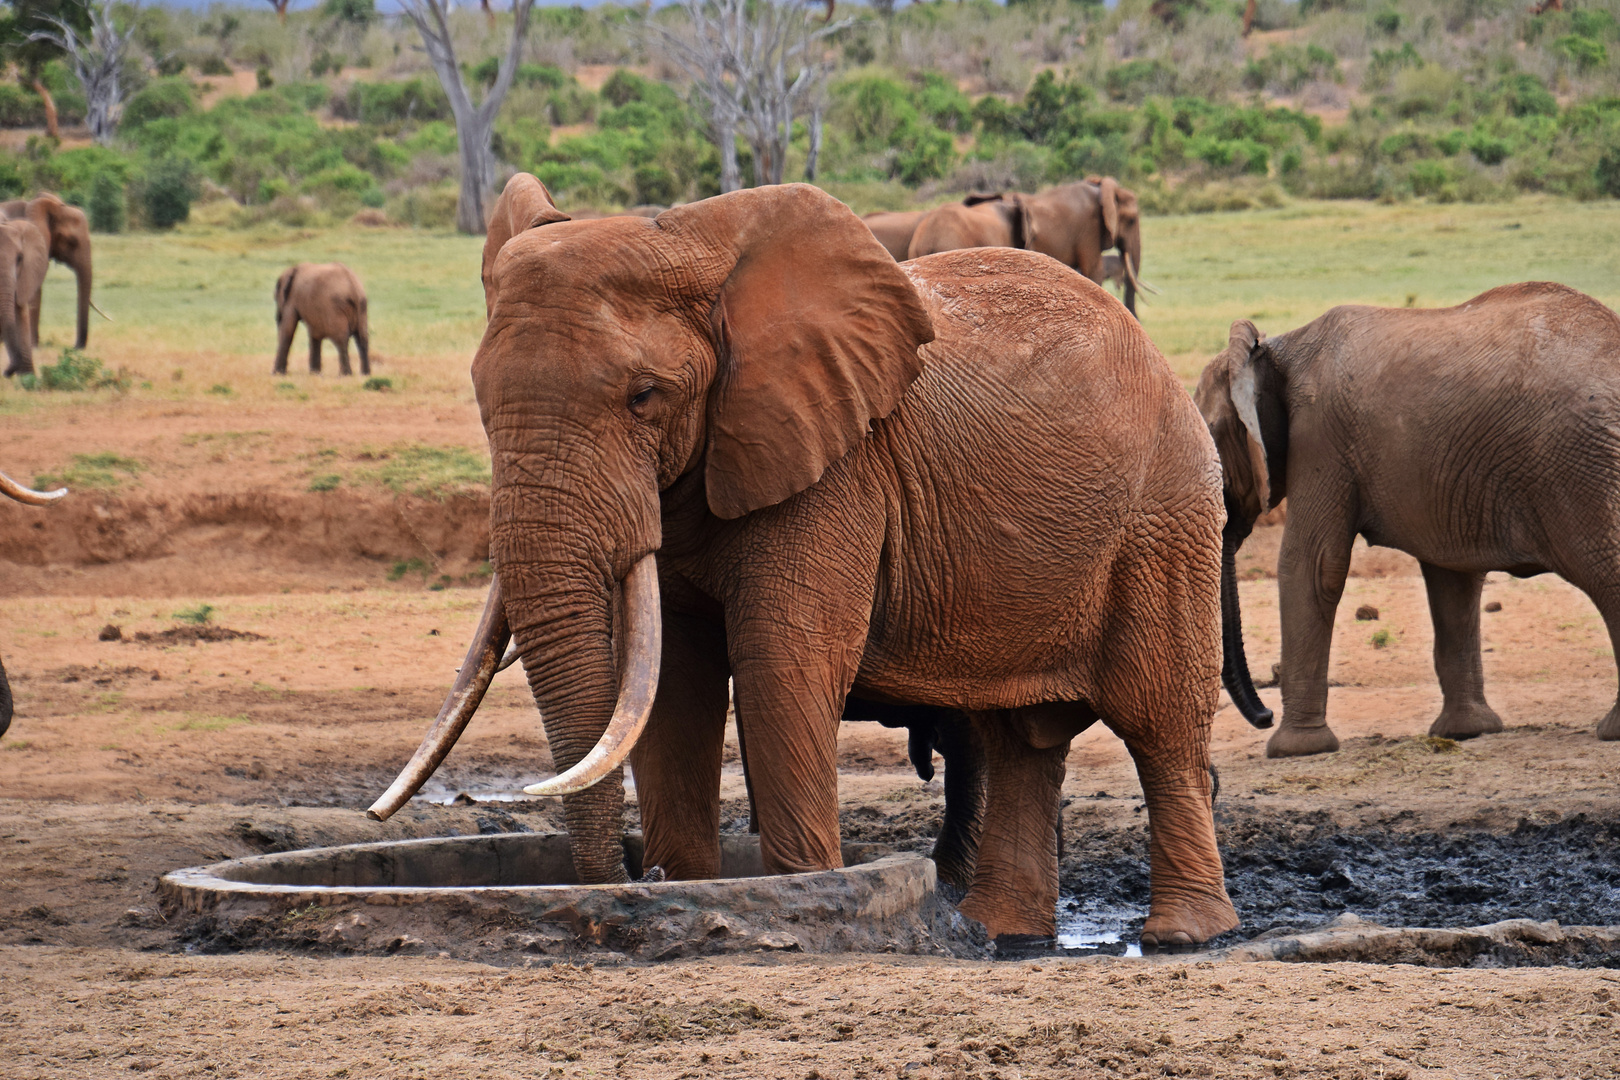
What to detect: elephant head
<box><xmin>1089</xmin><ymin>176</ymin><xmax>1146</xmax><ymax>316</ymax></box>
<box><xmin>25</xmin><ymin>195</ymin><xmax>92</xmax><ymax>349</ymax></box>
<box><xmin>0</xmin><ymin>469</ymin><xmax>66</xmax><ymax>738</ymax></box>
<box><xmin>370</xmin><ymin>177</ymin><xmax>934</xmax><ymax>883</ymax></box>
<box><xmin>1194</xmin><ymin>319</ymin><xmax>1286</xmax><ymax>731</ymax></box>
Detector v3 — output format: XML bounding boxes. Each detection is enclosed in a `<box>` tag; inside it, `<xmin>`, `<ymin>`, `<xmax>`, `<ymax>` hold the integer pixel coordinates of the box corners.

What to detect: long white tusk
<box><xmin>366</xmin><ymin>577</ymin><xmax>510</xmax><ymax>821</ymax></box>
<box><xmin>0</xmin><ymin>470</ymin><xmax>66</xmax><ymax>505</ymax></box>
<box><xmin>1124</xmin><ymin>253</ymin><xmax>1162</xmax><ymax>296</ymax></box>
<box><xmin>522</xmin><ymin>554</ymin><xmax>661</xmax><ymax>797</ymax></box>
<box><xmin>496</xmin><ymin>644</ymin><xmax>520</xmax><ymax>672</ymax></box>
<box><xmin>89</xmin><ymin>300</ymin><xmax>112</xmax><ymax>322</ymax></box>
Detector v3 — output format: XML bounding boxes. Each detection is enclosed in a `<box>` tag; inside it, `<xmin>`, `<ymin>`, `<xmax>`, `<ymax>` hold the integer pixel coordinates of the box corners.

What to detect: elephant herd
<box><xmin>5</xmin><ymin>172</ymin><xmax>1619</xmax><ymax>949</ymax></box>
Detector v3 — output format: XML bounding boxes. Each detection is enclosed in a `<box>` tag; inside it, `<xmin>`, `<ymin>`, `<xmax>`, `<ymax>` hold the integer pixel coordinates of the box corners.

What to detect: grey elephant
<box><xmin>370</xmin><ymin>175</ymin><xmax>1239</xmax><ymax>946</ymax></box>
<box><xmin>273</xmin><ymin>262</ymin><xmax>371</xmax><ymax>376</ymax></box>
<box><xmin>0</xmin><ymin>194</ymin><xmax>93</xmax><ymax>349</ymax></box>
<box><xmin>0</xmin><ymin>220</ymin><xmax>47</xmax><ymax>378</ymax></box>
<box><xmin>0</xmin><ymin>469</ymin><xmax>66</xmax><ymax>737</ymax></box>
<box><xmin>1197</xmin><ymin>282</ymin><xmax>1620</xmax><ymax>757</ymax></box>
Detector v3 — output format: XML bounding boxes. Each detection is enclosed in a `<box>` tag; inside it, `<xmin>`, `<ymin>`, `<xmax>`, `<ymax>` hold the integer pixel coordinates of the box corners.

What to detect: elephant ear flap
<box><xmin>1010</xmin><ymin>195</ymin><xmax>1037</xmax><ymax>251</ymax></box>
<box><xmin>1195</xmin><ymin>319</ymin><xmax>1275</xmax><ymax>523</ymax></box>
<box><xmin>482</xmin><ymin>174</ymin><xmax>570</xmax><ymax>317</ymax></box>
<box><xmin>676</xmin><ymin>184</ymin><xmax>935</xmax><ymax>520</ymax></box>
<box><xmin>1095</xmin><ymin>176</ymin><xmax>1121</xmax><ymax>247</ymax></box>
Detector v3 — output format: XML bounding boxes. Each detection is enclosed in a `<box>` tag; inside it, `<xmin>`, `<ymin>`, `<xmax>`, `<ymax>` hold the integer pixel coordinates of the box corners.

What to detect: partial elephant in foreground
<box><xmin>371</xmin><ymin>176</ymin><xmax>1238</xmax><ymax>946</ymax></box>
<box><xmin>0</xmin><ymin>194</ymin><xmax>93</xmax><ymax>349</ymax></box>
<box><xmin>0</xmin><ymin>470</ymin><xmax>67</xmax><ymax>738</ymax></box>
<box><xmin>906</xmin><ymin>194</ymin><xmax>1036</xmax><ymax>260</ymax></box>
<box><xmin>0</xmin><ymin>220</ymin><xmax>47</xmax><ymax>377</ymax></box>
<box><xmin>861</xmin><ymin>210</ymin><xmax>927</xmax><ymax>262</ymax></box>
<box><xmin>273</xmin><ymin>262</ymin><xmax>370</xmax><ymax>376</ymax></box>
<box><xmin>1198</xmin><ymin>282</ymin><xmax>1620</xmax><ymax>757</ymax></box>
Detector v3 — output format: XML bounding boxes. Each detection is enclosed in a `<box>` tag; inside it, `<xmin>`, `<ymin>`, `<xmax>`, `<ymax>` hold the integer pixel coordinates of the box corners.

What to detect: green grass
<box><xmin>172</xmin><ymin>604</ymin><xmax>214</xmax><ymax>625</ymax></box>
<box><xmin>34</xmin><ymin>452</ymin><xmax>143</xmax><ymax>491</ymax></box>
<box><xmin>353</xmin><ymin>444</ymin><xmax>491</xmax><ymax>498</ymax></box>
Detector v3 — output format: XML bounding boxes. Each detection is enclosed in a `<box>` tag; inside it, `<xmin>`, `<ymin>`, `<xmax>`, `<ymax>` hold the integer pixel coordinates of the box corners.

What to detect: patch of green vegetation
<box><xmin>308</xmin><ymin>474</ymin><xmax>341</xmax><ymax>492</ymax></box>
<box><xmin>2</xmin><ymin>740</ymin><xmax>32</xmax><ymax>751</ymax></box>
<box><xmin>173</xmin><ymin>603</ymin><xmax>215</xmax><ymax>625</ymax></box>
<box><xmin>170</xmin><ymin>713</ymin><xmax>252</xmax><ymax>732</ymax></box>
<box><xmin>208</xmin><ymin>383</ymin><xmax>233</xmax><ymax>396</ymax></box>
<box><xmin>18</xmin><ymin>350</ymin><xmax>130</xmax><ymax>393</ymax></box>
<box><xmin>34</xmin><ymin>452</ymin><xmax>143</xmax><ymax>491</ymax></box>
<box><xmin>354</xmin><ymin>444</ymin><xmax>491</xmax><ymax>498</ymax></box>
<box><xmin>387</xmin><ymin>557</ymin><xmax>430</xmax><ymax>582</ymax></box>
<box><xmin>1370</xmin><ymin>628</ymin><xmax>1392</xmax><ymax>649</ymax></box>
<box><xmin>361</xmin><ymin>376</ymin><xmax>393</xmax><ymax>392</ymax></box>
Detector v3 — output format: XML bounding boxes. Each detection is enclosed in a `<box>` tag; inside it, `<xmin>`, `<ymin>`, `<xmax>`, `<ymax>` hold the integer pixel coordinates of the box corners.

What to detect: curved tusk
<box><xmin>366</xmin><ymin>577</ymin><xmax>510</xmax><ymax>821</ymax></box>
<box><xmin>1124</xmin><ymin>253</ymin><xmax>1161</xmax><ymax>297</ymax></box>
<box><xmin>0</xmin><ymin>470</ymin><xmax>66</xmax><ymax>505</ymax></box>
<box><xmin>522</xmin><ymin>554</ymin><xmax>661</xmax><ymax>797</ymax></box>
<box><xmin>89</xmin><ymin>299</ymin><xmax>112</xmax><ymax>322</ymax></box>
<box><xmin>496</xmin><ymin>644</ymin><xmax>520</xmax><ymax>672</ymax></box>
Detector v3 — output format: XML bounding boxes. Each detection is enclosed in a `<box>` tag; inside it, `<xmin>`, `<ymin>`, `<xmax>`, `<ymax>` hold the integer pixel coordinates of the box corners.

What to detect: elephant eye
<box><xmin>628</xmin><ymin>386</ymin><xmax>657</xmax><ymax>412</ymax></box>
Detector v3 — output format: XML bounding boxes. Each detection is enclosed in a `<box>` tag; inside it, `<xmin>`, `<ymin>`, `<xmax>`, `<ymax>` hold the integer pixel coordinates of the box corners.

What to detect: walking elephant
<box><xmin>369</xmin><ymin>176</ymin><xmax>1238</xmax><ymax>945</ymax></box>
<box><xmin>1197</xmin><ymin>283</ymin><xmax>1620</xmax><ymax>758</ymax></box>
<box><xmin>273</xmin><ymin>262</ymin><xmax>370</xmax><ymax>376</ymax></box>
<box><xmin>0</xmin><ymin>469</ymin><xmax>66</xmax><ymax>738</ymax></box>
<box><xmin>906</xmin><ymin>194</ymin><xmax>1036</xmax><ymax>260</ymax></box>
<box><xmin>861</xmin><ymin>210</ymin><xmax>927</xmax><ymax>262</ymax></box>
<box><xmin>0</xmin><ymin>193</ymin><xmax>92</xmax><ymax>349</ymax></box>
<box><xmin>0</xmin><ymin>220</ymin><xmax>47</xmax><ymax>378</ymax></box>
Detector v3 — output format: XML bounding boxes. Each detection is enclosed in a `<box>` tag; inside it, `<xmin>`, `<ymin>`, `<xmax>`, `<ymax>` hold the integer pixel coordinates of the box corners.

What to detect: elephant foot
<box><xmin>1597</xmin><ymin>705</ymin><xmax>1620</xmax><ymax>741</ymax></box>
<box><xmin>1429</xmin><ymin>702</ymin><xmax>1504</xmax><ymax>740</ymax></box>
<box><xmin>1140</xmin><ymin>891</ymin><xmax>1239</xmax><ymax>949</ymax></box>
<box><xmin>957</xmin><ymin>888</ymin><xmax>1055</xmax><ymax>940</ymax></box>
<box><xmin>1265</xmin><ymin>722</ymin><xmax>1340</xmax><ymax>758</ymax></box>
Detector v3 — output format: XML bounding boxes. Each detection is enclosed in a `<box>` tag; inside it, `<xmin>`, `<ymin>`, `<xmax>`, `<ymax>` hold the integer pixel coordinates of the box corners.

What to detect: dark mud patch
<box><xmin>128</xmin><ymin>626</ymin><xmax>266</xmax><ymax>645</ymax></box>
<box><xmin>1054</xmin><ymin>810</ymin><xmax>1620</xmax><ymax>964</ymax></box>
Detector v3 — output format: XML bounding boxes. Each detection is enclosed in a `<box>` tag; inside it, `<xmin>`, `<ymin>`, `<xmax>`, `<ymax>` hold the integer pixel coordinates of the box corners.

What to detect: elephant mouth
<box><xmin>366</xmin><ymin>555</ymin><xmax>662</xmax><ymax>821</ymax></box>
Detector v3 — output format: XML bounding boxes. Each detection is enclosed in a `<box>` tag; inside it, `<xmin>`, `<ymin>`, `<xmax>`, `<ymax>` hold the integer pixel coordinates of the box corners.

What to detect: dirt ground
<box><xmin>5</xmin><ymin>401</ymin><xmax>1620</xmax><ymax>1078</ymax></box>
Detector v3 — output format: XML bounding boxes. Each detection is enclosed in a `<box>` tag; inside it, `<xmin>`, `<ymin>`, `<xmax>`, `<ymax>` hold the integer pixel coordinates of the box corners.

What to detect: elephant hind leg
<box><xmin>931</xmin><ymin>710</ymin><xmax>986</xmax><ymax>898</ymax></box>
<box><xmin>307</xmin><ymin>332</ymin><xmax>322</xmax><ymax>374</ymax></box>
<box><xmin>334</xmin><ymin>337</ymin><xmax>353</xmax><ymax>377</ymax></box>
<box><xmin>1568</xmin><ymin>576</ymin><xmax>1620</xmax><ymax>741</ymax></box>
<box><xmin>1422</xmin><ymin>562</ymin><xmax>1503</xmax><ymax>739</ymax></box>
<box><xmin>355</xmin><ymin>328</ymin><xmax>370</xmax><ymax>376</ymax></box>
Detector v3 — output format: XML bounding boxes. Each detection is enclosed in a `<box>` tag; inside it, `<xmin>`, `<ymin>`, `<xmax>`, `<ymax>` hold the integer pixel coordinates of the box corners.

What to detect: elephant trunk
<box><xmin>74</xmin><ymin>257</ymin><xmax>90</xmax><ymax>350</ymax></box>
<box><xmin>1220</xmin><ymin>524</ymin><xmax>1274</xmax><ymax>730</ymax></box>
<box><xmin>366</xmin><ymin>576</ymin><xmax>512</xmax><ymax>821</ymax></box>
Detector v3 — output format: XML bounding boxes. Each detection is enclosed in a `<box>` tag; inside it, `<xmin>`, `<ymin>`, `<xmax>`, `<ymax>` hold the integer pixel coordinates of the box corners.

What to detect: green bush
<box><xmin>0</xmin><ymin>84</ymin><xmax>44</xmax><ymax>128</ymax></box>
<box><xmin>1467</xmin><ymin>130</ymin><xmax>1512</xmax><ymax>166</ymax></box>
<box><xmin>336</xmin><ymin>78</ymin><xmax>450</xmax><ymax>124</ymax></box>
<box><xmin>199</xmin><ymin>55</ymin><xmax>233</xmax><ymax>77</ymax></box>
<box><xmin>122</xmin><ymin>78</ymin><xmax>197</xmax><ymax>128</ymax></box>
<box><xmin>87</xmin><ymin>173</ymin><xmax>124</xmax><ymax>233</ymax></box>
<box><xmin>1598</xmin><ymin>143</ymin><xmax>1620</xmax><ymax>197</ymax></box>
<box><xmin>142</xmin><ymin>157</ymin><xmax>197</xmax><ymax>229</ymax></box>
<box><xmin>1556</xmin><ymin>35</ymin><xmax>1609</xmax><ymax>73</ymax></box>
<box><xmin>19</xmin><ymin>350</ymin><xmax>128</xmax><ymax>392</ymax></box>
<box><xmin>1498</xmin><ymin>73</ymin><xmax>1558</xmax><ymax>119</ymax></box>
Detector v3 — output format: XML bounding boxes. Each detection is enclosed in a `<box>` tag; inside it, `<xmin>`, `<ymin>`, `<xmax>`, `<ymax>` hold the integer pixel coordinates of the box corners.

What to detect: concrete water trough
<box><xmin>159</xmin><ymin>833</ymin><xmax>988</xmax><ymax>962</ymax></box>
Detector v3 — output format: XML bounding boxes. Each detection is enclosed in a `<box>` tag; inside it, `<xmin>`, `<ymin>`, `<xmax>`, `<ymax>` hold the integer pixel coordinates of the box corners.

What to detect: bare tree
<box><xmin>652</xmin><ymin>0</ymin><xmax>846</xmax><ymax>192</ymax></box>
<box><xmin>399</xmin><ymin>0</ymin><xmax>535</xmax><ymax>234</ymax></box>
<box><xmin>30</xmin><ymin>0</ymin><xmax>137</xmax><ymax>146</ymax></box>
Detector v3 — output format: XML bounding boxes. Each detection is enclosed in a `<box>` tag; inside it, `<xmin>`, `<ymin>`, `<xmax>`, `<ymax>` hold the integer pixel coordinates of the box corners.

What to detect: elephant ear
<box><xmin>1003</xmin><ymin>195</ymin><xmax>1037</xmax><ymax>251</ymax></box>
<box><xmin>1093</xmin><ymin>176</ymin><xmax>1121</xmax><ymax>248</ymax></box>
<box><xmin>482</xmin><ymin>174</ymin><xmax>571</xmax><ymax>317</ymax></box>
<box><xmin>1194</xmin><ymin>320</ymin><xmax>1287</xmax><ymax>528</ymax></box>
<box><xmin>660</xmin><ymin>184</ymin><xmax>935</xmax><ymax>520</ymax></box>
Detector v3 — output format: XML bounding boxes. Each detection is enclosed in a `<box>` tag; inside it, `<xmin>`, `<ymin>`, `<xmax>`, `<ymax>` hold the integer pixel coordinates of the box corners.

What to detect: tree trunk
<box><xmin>30</xmin><ymin>79</ymin><xmax>57</xmax><ymax>139</ymax></box>
<box><xmin>272</xmin><ymin>0</ymin><xmax>290</xmax><ymax>23</ymax></box>
<box><xmin>717</xmin><ymin>114</ymin><xmax>741</xmax><ymax>193</ymax></box>
<box><xmin>454</xmin><ymin>102</ymin><xmax>495</xmax><ymax>234</ymax></box>
<box><xmin>805</xmin><ymin>107</ymin><xmax>822</xmax><ymax>181</ymax></box>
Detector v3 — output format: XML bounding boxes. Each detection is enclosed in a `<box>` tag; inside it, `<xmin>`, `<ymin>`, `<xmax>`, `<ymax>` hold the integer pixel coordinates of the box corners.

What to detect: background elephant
<box><xmin>273</xmin><ymin>262</ymin><xmax>370</xmax><ymax>376</ymax></box>
<box><xmin>1021</xmin><ymin>177</ymin><xmax>1148</xmax><ymax>317</ymax></box>
<box><xmin>371</xmin><ymin>176</ymin><xmax>1237</xmax><ymax>947</ymax></box>
<box><xmin>0</xmin><ymin>194</ymin><xmax>93</xmax><ymax>350</ymax></box>
<box><xmin>0</xmin><ymin>220</ymin><xmax>48</xmax><ymax>377</ymax></box>
<box><xmin>1197</xmin><ymin>283</ymin><xmax>1620</xmax><ymax>758</ymax></box>
<box><xmin>906</xmin><ymin>194</ymin><xmax>1036</xmax><ymax>260</ymax></box>
<box><xmin>0</xmin><ymin>469</ymin><xmax>66</xmax><ymax>738</ymax></box>
<box><xmin>861</xmin><ymin>210</ymin><xmax>927</xmax><ymax>261</ymax></box>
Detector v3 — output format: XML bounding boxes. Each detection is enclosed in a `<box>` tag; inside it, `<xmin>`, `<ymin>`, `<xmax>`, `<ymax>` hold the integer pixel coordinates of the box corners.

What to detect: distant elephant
<box><xmin>1021</xmin><ymin>177</ymin><xmax>1148</xmax><ymax>318</ymax></box>
<box><xmin>861</xmin><ymin>210</ymin><xmax>927</xmax><ymax>261</ymax></box>
<box><xmin>0</xmin><ymin>220</ymin><xmax>47</xmax><ymax>377</ymax></box>
<box><xmin>273</xmin><ymin>262</ymin><xmax>370</xmax><ymax>376</ymax></box>
<box><xmin>1196</xmin><ymin>283</ymin><xmax>1620</xmax><ymax>758</ymax></box>
<box><xmin>0</xmin><ymin>193</ymin><xmax>93</xmax><ymax>349</ymax></box>
<box><xmin>369</xmin><ymin>175</ymin><xmax>1238</xmax><ymax>946</ymax></box>
<box><xmin>906</xmin><ymin>194</ymin><xmax>1036</xmax><ymax>260</ymax></box>
<box><xmin>0</xmin><ymin>469</ymin><xmax>66</xmax><ymax>738</ymax></box>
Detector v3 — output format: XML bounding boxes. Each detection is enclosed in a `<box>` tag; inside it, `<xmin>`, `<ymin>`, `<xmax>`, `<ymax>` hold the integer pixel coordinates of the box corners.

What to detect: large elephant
<box><xmin>906</xmin><ymin>194</ymin><xmax>1036</xmax><ymax>260</ymax></box>
<box><xmin>0</xmin><ymin>194</ymin><xmax>93</xmax><ymax>350</ymax></box>
<box><xmin>273</xmin><ymin>262</ymin><xmax>370</xmax><ymax>376</ymax></box>
<box><xmin>860</xmin><ymin>210</ymin><xmax>927</xmax><ymax>261</ymax></box>
<box><xmin>0</xmin><ymin>220</ymin><xmax>47</xmax><ymax>377</ymax></box>
<box><xmin>1196</xmin><ymin>282</ymin><xmax>1620</xmax><ymax>758</ymax></box>
<box><xmin>1022</xmin><ymin>177</ymin><xmax>1148</xmax><ymax>318</ymax></box>
<box><xmin>0</xmin><ymin>469</ymin><xmax>67</xmax><ymax>738</ymax></box>
<box><xmin>370</xmin><ymin>176</ymin><xmax>1237</xmax><ymax>945</ymax></box>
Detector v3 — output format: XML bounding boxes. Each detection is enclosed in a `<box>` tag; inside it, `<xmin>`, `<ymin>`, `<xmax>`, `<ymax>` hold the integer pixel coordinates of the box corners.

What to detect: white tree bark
<box><xmin>399</xmin><ymin>0</ymin><xmax>535</xmax><ymax>234</ymax></box>
<box><xmin>31</xmin><ymin>0</ymin><xmax>139</xmax><ymax>147</ymax></box>
<box><xmin>651</xmin><ymin>0</ymin><xmax>845</xmax><ymax>193</ymax></box>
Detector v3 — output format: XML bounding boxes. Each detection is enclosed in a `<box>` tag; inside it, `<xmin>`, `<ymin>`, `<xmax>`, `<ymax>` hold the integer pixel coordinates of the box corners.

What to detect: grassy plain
<box><xmin>3</xmin><ymin>195</ymin><xmax>1618</xmax><ymax>423</ymax></box>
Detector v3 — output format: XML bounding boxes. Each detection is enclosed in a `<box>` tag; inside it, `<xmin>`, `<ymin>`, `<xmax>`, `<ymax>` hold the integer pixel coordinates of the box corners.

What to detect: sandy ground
<box><xmin>5</xmin><ymin>415</ymin><xmax>1620</xmax><ymax>1077</ymax></box>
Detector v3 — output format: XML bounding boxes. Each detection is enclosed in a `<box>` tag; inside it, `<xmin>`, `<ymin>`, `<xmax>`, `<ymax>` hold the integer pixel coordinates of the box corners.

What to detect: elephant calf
<box><xmin>273</xmin><ymin>262</ymin><xmax>370</xmax><ymax>376</ymax></box>
<box><xmin>1198</xmin><ymin>282</ymin><xmax>1620</xmax><ymax>757</ymax></box>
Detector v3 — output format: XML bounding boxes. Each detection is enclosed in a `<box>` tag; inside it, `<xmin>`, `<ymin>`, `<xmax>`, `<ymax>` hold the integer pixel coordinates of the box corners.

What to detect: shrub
<box><xmin>173</xmin><ymin>604</ymin><xmax>214</xmax><ymax>625</ymax></box>
<box><xmin>19</xmin><ymin>350</ymin><xmax>129</xmax><ymax>392</ymax></box>
<box><xmin>199</xmin><ymin>55</ymin><xmax>233</xmax><ymax>77</ymax></box>
<box><xmin>362</xmin><ymin>376</ymin><xmax>392</xmax><ymax>392</ymax></box>
<box><xmin>0</xmin><ymin>84</ymin><xmax>44</xmax><ymax>128</ymax></box>
<box><xmin>1409</xmin><ymin>159</ymin><xmax>1451</xmax><ymax>196</ymax></box>
<box><xmin>122</xmin><ymin>78</ymin><xmax>197</xmax><ymax>128</ymax></box>
<box><xmin>1466</xmin><ymin>130</ymin><xmax>1512</xmax><ymax>166</ymax></box>
<box><xmin>257</xmin><ymin>66</ymin><xmax>274</xmax><ymax>90</ymax></box>
<box><xmin>142</xmin><ymin>157</ymin><xmax>197</xmax><ymax>229</ymax></box>
<box><xmin>1598</xmin><ymin>143</ymin><xmax>1620</xmax><ymax>197</ymax></box>
<box><xmin>87</xmin><ymin>173</ymin><xmax>124</xmax><ymax>233</ymax></box>
<box><xmin>1556</xmin><ymin>35</ymin><xmax>1609</xmax><ymax>74</ymax></box>
<box><xmin>1498</xmin><ymin>73</ymin><xmax>1558</xmax><ymax>118</ymax></box>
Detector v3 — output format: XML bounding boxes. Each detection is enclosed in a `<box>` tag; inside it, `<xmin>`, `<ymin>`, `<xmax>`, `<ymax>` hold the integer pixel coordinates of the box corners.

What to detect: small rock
<box><xmin>317</xmin><ymin>911</ymin><xmax>373</xmax><ymax>946</ymax></box>
<box><xmin>1354</xmin><ymin>605</ymin><xmax>1379</xmax><ymax>621</ymax></box>
<box><xmin>1484</xmin><ymin>601</ymin><xmax>1502</xmax><ymax>613</ymax></box>
<box><xmin>753</xmin><ymin>932</ymin><xmax>802</xmax><ymax>952</ymax></box>
<box><xmin>98</xmin><ymin>624</ymin><xmax>122</xmax><ymax>641</ymax></box>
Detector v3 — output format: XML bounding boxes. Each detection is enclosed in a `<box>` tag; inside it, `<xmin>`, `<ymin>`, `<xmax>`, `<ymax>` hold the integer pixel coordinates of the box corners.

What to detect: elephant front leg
<box><xmin>307</xmin><ymin>333</ymin><xmax>322</xmax><ymax>374</ymax></box>
<box><xmin>956</xmin><ymin>712</ymin><xmax>1066</xmax><ymax>940</ymax></box>
<box><xmin>627</xmin><ymin>612</ymin><xmax>730</xmax><ymax>881</ymax></box>
<box><xmin>1268</xmin><ymin>526</ymin><xmax>1354</xmax><ymax>758</ymax></box>
<box><xmin>1421</xmin><ymin>562</ymin><xmax>1503</xmax><ymax>739</ymax></box>
<box><xmin>356</xmin><ymin>331</ymin><xmax>371</xmax><ymax>376</ymax></box>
